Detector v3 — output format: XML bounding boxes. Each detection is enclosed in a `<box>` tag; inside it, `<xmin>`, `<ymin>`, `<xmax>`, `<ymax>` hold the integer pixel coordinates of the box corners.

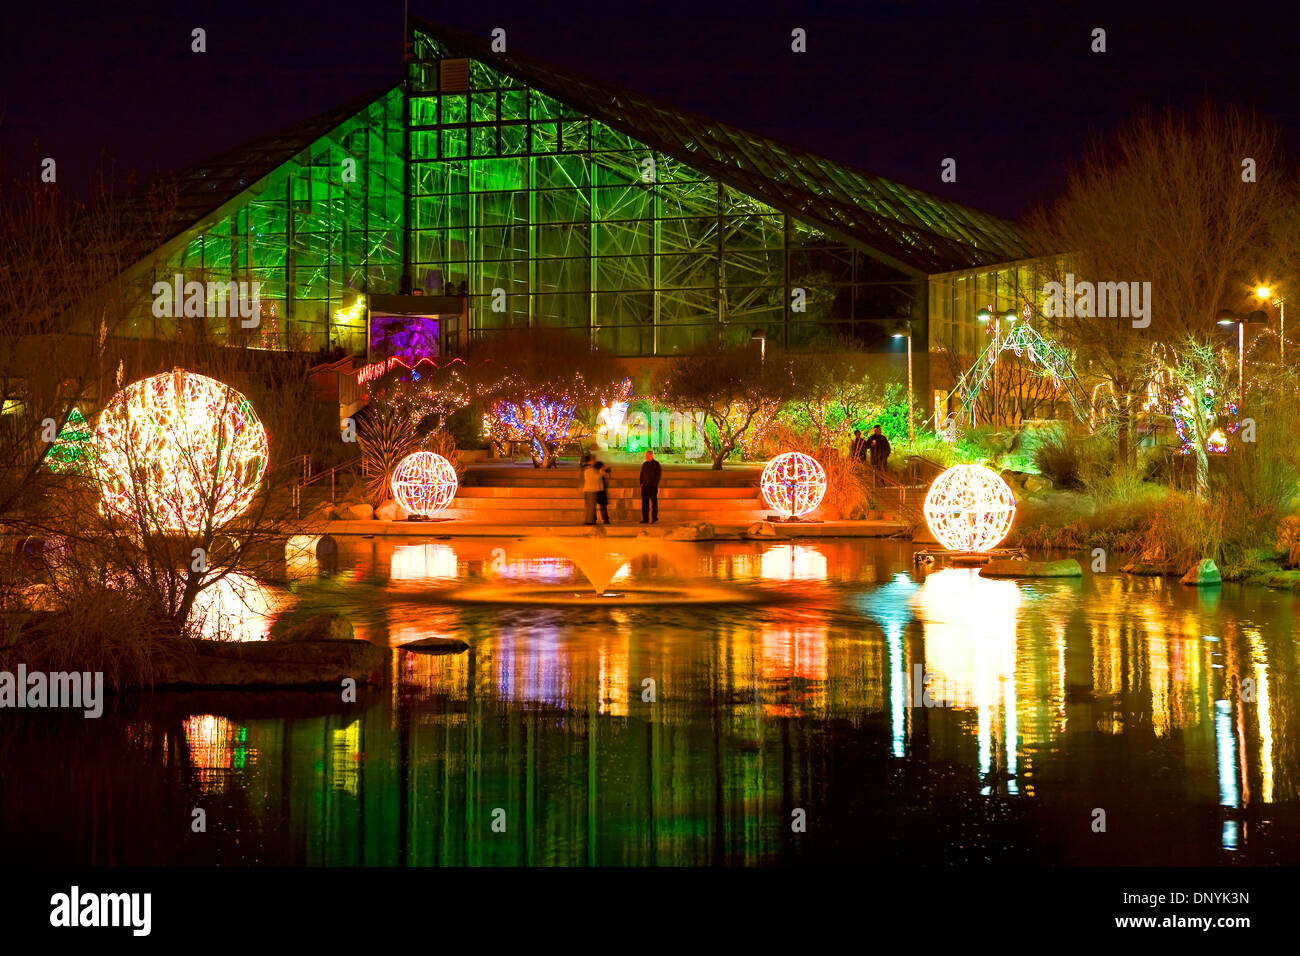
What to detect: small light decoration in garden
<box><xmin>390</xmin><ymin>451</ymin><xmax>458</xmax><ymax>516</ymax></box>
<box><xmin>923</xmin><ymin>464</ymin><xmax>1016</xmax><ymax>552</ymax></box>
<box><xmin>1171</xmin><ymin>390</ymin><xmax>1237</xmax><ymax>455</ymax></box>
<box><xmin>46</xmin><ymin>407</ymin><xmax>96</xmax><ymax>474</ymax></box>
<box><xmin>94</xmin><ymin>369</ymin><xmax>268</xmax><ymax>531</ymax></box>
<box><xmin>486</xmin><ymin>399</ymin><xmax>577</xmax><ymax>462</ymax></box>
<box><xmin>760</xmin><ymin>452</ymin><xmax>827</xmax><ymax>519</ymax></box>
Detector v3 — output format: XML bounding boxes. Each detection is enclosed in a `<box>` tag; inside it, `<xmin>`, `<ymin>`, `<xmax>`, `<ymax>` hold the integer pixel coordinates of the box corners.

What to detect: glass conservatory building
<box><xmin>120</xmin><ymin>19</ymin><xmax>1028</xmax><ymax>390</ymax></box>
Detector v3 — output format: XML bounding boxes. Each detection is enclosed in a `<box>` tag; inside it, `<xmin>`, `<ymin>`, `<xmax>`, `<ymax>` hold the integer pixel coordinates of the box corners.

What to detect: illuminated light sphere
<box><xmin>390</xmin><ymin>451</ymin><xmax>458</xmax><ymax>516</ymax></box>
<box><xmin>760</xmin><ymin>452</ymin><xmax>827</xmax><ymax>519</ymax></box>
<box><xmin>923</xmin><ymin>464</ymin><xmax>1016</xmax><ymax>553</ymax></box>
<box><xmin>94</xmin><ymin>369</ymin><xmax>268</xmax><ymax>531</ymax></box>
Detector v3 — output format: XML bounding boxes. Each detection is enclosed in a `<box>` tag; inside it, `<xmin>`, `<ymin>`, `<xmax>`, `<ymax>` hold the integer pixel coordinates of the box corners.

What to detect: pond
<box><xmin>2</xmin><ymin>536</ymin><xmax>1298</xmax><ymax>866</ymax></box>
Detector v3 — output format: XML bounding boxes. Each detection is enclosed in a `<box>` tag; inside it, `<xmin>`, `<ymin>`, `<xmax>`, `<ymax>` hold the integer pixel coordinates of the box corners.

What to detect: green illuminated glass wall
<box><xmin>139</xmin><ymin>88</ymin><xmax>405</xmax><ymax>353</ymax></box>
<box><xmin>406</xmin><ymin>31</ymin><xmax>918</xmax><ymax>356</ymax></box>
<box><xmin>131</xmin><ymin>37</ymin><xmax>927</xmax><ymax>358</ymax></box>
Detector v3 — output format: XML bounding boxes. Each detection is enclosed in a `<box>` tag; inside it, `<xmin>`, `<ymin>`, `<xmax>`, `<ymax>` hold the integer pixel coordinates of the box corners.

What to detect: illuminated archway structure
<box><xmin>951</xmin><ymin>322</ymin><xmax>1090</xmax><ymax>426</ymax></box>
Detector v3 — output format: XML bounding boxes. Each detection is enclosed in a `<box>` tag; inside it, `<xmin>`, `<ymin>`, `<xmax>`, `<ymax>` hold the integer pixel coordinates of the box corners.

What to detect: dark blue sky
<box><xmin>4</xmin><ymin>0</ymin><xmax>1298</xmax><ymax>219</ymax></box>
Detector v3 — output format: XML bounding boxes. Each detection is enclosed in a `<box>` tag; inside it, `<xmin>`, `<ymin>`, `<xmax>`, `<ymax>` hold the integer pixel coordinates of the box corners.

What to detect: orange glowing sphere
<box><xmin>760</xmin><ymin>452</ymin><xmax>827</xmax><ymax>518</ymax></box>
<box><xmin>390</xmin><ymin>451</ymin><xmax>458</xmax><ymax>516</ymax></box>
<box><xmin>922</xmin><ymin>464</ymin><xmax>1016</xmax><ymax>552</ymax></box>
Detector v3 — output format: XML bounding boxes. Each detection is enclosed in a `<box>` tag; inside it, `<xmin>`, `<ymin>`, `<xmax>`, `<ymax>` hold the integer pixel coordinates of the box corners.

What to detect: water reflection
<box><xmin>4</xmin><ymin>536</ymin><xmax>1300</xmax><ymax>866</ymax></box>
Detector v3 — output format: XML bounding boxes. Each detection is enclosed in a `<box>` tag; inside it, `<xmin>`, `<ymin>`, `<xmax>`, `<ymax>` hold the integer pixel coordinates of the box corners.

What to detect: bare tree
<box><xmin>655</xmin><ymin>347</ymin><xmax>794</xmax><ymax>468</ymax></box>
<box><xmin>1026</xmin><ymin>104</ymin><xmax>1298</xmax><ymax>491</ymax></box>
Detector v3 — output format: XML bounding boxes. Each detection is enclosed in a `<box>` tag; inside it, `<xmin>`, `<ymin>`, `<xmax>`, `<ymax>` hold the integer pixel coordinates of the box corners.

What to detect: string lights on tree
<box><xmin>923</xmin><ymin>464</ymin><xmax>1016</xmax><ymax>552</ymax></box>
<box><xmin>390</xmin><ymin>451</ymin><xmax>459</xmax><ymax>517</ymax></box>
<box><xmin>760</xmin><ymin>452</ymin><xmax>827</xmax><ymax>519</ymax></box>
<box><xmin>93</xmin><ymin>369</ymin><xmax>269</xmax><ymax>531</ymax></box>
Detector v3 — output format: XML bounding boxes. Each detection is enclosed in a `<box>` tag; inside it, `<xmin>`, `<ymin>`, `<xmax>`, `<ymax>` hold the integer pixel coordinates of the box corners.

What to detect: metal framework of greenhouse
<box><xmin>118</xmin><ymin>18</ymin><xmax>1030</xmax><ymax>364</ymax></box>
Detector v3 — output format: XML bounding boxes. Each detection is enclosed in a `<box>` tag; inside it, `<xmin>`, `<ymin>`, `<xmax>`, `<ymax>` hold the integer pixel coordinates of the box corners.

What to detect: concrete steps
<box><xmin>448</xmin><ymin>464</ymin><xmax>767</xmax><ymax>524</ymax></box>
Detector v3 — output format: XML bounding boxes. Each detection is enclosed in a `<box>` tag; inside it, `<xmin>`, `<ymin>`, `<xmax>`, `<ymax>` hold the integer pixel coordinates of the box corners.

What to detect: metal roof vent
<box><xmin>439</xmin><ymin>58</ymin><xmax>469</xmax><ymax>92</ymax></box>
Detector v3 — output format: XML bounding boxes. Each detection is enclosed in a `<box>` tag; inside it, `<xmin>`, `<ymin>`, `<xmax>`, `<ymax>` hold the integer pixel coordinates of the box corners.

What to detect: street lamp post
<box><xmin>893</xmin><ymin>321</ymin><xmax>914</xmax><ymax>444</ymax></box>
<box><xmin>1255</xmin><ymin>286</ymin><xmax>1285</xmax><ymax>362</ymax></box>
<box><xmin>1217</xmin><ymin>308</ymin><xmax>1269</xmax><ymax>402</ymax></box>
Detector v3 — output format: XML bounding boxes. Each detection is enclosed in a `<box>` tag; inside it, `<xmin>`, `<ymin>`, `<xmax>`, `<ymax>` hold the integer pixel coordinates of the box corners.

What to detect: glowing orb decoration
<box><xmin>390</xmin><ymin>451</ymin><xmax>458</xmax><ymax>516</ymax></box>
<box><xmin>923</xmin><ymin>464</ymin><xmax>1016</xmax><ymax>553</ymax></box>
<box><xmin>760</xmin><ymin>452</ymin><xmax>827</xmax><ymax>519</ymax></box>
<box><xmin>94</xmin><ymin>370</ymin><xmax>268</xmax><ymax>531</ymax></box>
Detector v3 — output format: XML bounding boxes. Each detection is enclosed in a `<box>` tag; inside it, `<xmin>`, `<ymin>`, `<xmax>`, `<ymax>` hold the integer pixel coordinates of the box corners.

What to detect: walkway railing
<box><xmin>291</xmin><ymin>455</ymin><xmax>361</xmax><ymax>516</ymax></box>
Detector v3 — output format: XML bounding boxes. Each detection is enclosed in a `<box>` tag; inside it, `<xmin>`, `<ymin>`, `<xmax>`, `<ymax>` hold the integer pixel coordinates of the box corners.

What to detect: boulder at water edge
<box><xmin>981</xmin><ymin>558</ymin><xmax>1082</xmax><ymax>578</ymax></box>
<box><xmin>745</xmin><ymin>520</ymin><xmax>778</xmax><ymax>538</ymax></box>
<box><xmin>375</xmin><ymin>498</ymin><xmax>406</xmax><ymax>521</ymax></box>
<box><xmin>667</xmin><ymin>521</ymin><xmax>715</xmax><ymax>541</ymax></box>
<box><xmin>338</xmin><ymin>502</ymin><xmax>374</xmax><ymax>520</ymax></box>
<box><xmin>270</xmin><ymin>612</ymin><xmax>357</xmax><ymax>643</ymax></box>
<box><xmin>1179</xmin><ymin>558</ymin><xmax>1221</xmax><ymax>586</ymax></box>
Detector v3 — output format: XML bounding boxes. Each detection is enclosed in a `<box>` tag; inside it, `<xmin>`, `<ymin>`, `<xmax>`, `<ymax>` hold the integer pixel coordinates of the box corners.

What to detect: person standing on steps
<box><xmin>596</xmin><ymin>460</ymin><xmax>612</xmax><ymax>525</ymax></box>
<box><xmin>581</xmin><ymin>456</ymin><xmax>604</xmax><ymax>525</ymax></box>
<box><xmin>639</xmin><ymin>450</ymin><xmax>662</xmax><ymax>524</ymax></box>
<box><xmin>865</xmin><ymin>425</ymin><xmax>891</xmax><ymax>472</ymax></box>
<box><xmin>849</xmin><ymin>429</ymin><xmax>868</xmax><ymax>463</ymax></box>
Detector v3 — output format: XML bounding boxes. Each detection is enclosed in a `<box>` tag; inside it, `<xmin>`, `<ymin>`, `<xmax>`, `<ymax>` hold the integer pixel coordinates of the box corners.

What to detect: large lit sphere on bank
<box><xmin>760</xmin><ymin>452</ymin><xmax>827</xmax><ymax>519</ymax></box>
<box><xmin>94</xmin><ymin>369</ymin><xmax>269</xmax><ymax>531</ymax></box>
<box><xmin>923</xmin><ymin>464</ymin><xmax>1016</xmax><ymax>552</ymax></box>
<box><xmin>390</xmin><ymin>451</ymin><xmax>458</xmax><ymax>516</ymax></box>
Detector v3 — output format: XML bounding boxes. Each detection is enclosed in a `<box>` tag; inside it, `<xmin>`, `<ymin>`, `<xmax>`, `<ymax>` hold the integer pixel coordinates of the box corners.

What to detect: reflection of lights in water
<box><xmin>184</xmin><ymin>714</ymin><xmax>254</xmax><ymax>794</ymax></box>
<box><xmin>760</xmin><ymin>544</ymin><xmax>827</xmax><ymax>581</ymax></box>
<box><xmin>598</xmin><ymin>642</ymin><xmax>629</xmax><ymax>716</ymax></box>
<box><xmin>913</xmin><ymin>569</ymin><xmax>1020</xmax><ymax>792</ymax></box>
<box><xmin>189</xmin><ymin>573</ymin><xmax>280</xmax><ymax>642</ymax></box>
<box><xmin>330</xmin><ymin>720</ymin><xmax>361</xmax><ymax>796</ymax></box>
<box><xmin>760</xmin><ymin>625</ymin><xmax>827</xmax><ymax>686</ymax></box>
<box><xmin>391</xmin><ymin>543</ymin><xmax>459</xmax><ymax>580</ymax></box>
<box><xmin>860</xmin><ymin>572</ymin><xmax>918</xmax><ymax>758</ymax></box>
<box><xmin>495</xmin><ymin>626</ymin><xmax>567</xmax><ymax>707</ymax></box>
<box><xmin>1246</xmin><ymin>630</ymin><xmax>1273</xmax><ymax>803</ymax></box>
<box><xmin>1214</xmin><ymin>699</ymin><xmax>1240</xmax><ymax>850</ymax></box>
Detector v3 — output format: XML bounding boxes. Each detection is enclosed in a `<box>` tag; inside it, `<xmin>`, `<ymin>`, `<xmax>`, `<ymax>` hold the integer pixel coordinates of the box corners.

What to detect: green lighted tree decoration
<box><xmin>45</xmin><ymin>407</ymin><xmax>96</xmax><ymax>474</ymax></box>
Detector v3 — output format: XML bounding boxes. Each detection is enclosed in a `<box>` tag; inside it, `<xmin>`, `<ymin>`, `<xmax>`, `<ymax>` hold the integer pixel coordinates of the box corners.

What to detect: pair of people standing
<box><xmin>850</xmin><ymin>426</ymin><xmax>891</xmax><ymax>471</ymax></box>
<box><xmin>580</xmin><ymin>450</ymin><xmax>662</xmax><ymax>525</ymax></box>
<box><xmin>581</xmin><ymin>456</ymin><xmax>612</xmax><ymax>525</ymax></box>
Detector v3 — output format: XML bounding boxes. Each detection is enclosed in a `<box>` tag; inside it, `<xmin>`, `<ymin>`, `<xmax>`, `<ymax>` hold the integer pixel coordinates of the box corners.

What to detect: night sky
<box><xmin>4</xmin><ymin>0</ymin><xmax>1298</xmax><ymax>220</ymax></box>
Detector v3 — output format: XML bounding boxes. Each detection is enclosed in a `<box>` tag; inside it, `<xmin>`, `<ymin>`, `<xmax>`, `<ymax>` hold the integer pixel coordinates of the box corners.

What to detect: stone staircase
<box><xmin>442</xmin><ymin>464</ymin><xmax>769</xmax><ymax>525</ymax></box>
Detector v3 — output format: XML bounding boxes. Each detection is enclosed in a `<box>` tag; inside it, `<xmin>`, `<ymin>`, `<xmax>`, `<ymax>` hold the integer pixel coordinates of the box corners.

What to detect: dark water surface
<box><xmin>3</xmin><ymin>537</ymin><xmax>1299</xmax><ymax>866</ymax></box>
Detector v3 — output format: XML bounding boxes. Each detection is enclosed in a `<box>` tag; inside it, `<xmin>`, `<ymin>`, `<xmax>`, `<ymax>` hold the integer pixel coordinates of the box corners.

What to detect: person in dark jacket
<box><xmin>865</xmin><ymin>426</ymin><xmax>891</xmax><ymax>471</ymax></box>
<box><xmin>595</xmin><ymin>461</ymin><xmax>612</xmax><ymax>524</ymax></box>
<box><xmin>639</xmin><ymin>450</ymin><xmax>662</xmax><ymax>524</ymax></box>
<box><xmin>849</xmin><ymin>429</ymin><xmax>867</xmax><ymax>462</ymax></box>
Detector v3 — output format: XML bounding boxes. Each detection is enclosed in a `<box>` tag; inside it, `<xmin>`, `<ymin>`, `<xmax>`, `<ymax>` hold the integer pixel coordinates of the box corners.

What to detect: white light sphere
<box><xmin>760</xmin><ymin>452</ymin><xmax>827</xmax><ymax>519</ymax></box>
<box><xmin>94</xmin><ymin>369</ymin><xmax>269</xmax><ymax>531</ymax></box>
<box><xmin>923</xmin><ymin>464</ymin><xmax>1016</xmax><ymax>552</ymax></box>
<box><xmin>390</xmin><ymin>451</ymin><xmax>458</xmax><ymax>516</ymax></box>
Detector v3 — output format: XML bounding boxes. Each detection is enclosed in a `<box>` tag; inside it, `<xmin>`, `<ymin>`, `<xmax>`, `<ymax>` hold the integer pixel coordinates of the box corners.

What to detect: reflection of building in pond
<box><xmin>330</xmin><ymin>720</ymin><xmax>361</xmax><ymax>796</ymax></box>
<box><xmin>183</xmin><ymin>714</ymin><xmax>257</xmax><ymax>794</ymax></box>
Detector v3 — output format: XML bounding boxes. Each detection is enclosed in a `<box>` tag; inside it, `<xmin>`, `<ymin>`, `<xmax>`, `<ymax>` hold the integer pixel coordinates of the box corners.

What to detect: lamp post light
<box><xmin>750</xmin><ymin>328</ymin><xmax>766</xmax><ymax>363</ymax></box>
<box><xmin>893</xmin><ymin>320</ymin><xmax>913</xmax><ymax>444</ymax></box>
<box><xmin>1255</xmin><ymin>286</ymin><xmax>1285</xmax><ymax>362</ymax></box>
<box><xmin>1217</xmin><ymin>308</ymin><xmax>1269</xmax><ymax>401</ymax></box>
